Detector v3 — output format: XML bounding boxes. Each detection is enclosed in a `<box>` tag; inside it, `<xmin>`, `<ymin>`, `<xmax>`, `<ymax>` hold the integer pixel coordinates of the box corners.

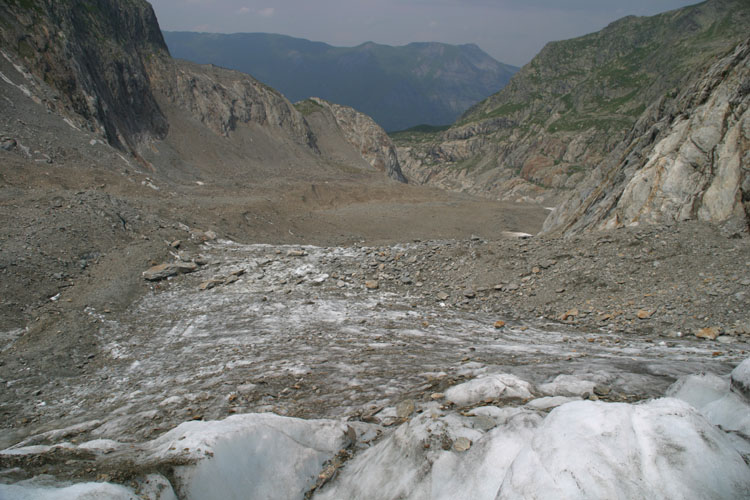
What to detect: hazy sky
<box><xmin>149</xmin><ymin>0</ymin><xmax>700</xmax><ymax>66</ymax></box>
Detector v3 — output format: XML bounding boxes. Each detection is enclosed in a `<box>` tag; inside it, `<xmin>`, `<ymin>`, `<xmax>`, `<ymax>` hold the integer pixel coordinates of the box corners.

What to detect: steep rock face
<box><xmin>542</xmin><ymin>38</ymin><xmax>750</xmax><ymax>235</ymax></box>
<box><xmin>0</xmin><ymin>0</ymin><xmax>407</xmax><ymax>185</ymax></box>
<box><xmin>149</xmin><ymin>59</ymin><xmax>317</xmax><ymax>150</ymax></box>
<box><xmin>397</xmin><ymin>0</ymin><xmax>750</xmax><ymax>203</ymax></box>
<box><xmin>0</xmin><ymin>0</ymin><xmax>169</xmax><ymax>151</ymax></box>
<box><xmin>300</xmin><ymin>98</ymin><xmax>407</xmax><ymax>183</ymax></box>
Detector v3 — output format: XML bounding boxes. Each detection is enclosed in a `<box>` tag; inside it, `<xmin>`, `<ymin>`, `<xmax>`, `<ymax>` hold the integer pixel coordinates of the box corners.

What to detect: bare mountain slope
<box><xmin>0</xmin><ymin>0</ymin><xmax>404</xmax><ymax>186</ymax></box>
<box><xmin>397</xmin><ymin>0</ymin><xmax>750</xmax><ymax>205</ymax></box>
<box><xmin>543</xmin><ymin>37</ymin><xmax>750</xmax><ymax>236</ymax></box>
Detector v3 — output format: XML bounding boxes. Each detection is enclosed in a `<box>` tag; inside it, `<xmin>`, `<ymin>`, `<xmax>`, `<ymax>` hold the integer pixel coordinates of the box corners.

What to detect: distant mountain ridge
<box><xmin>162</xmin><ymin>32</ymin><xmax>518</xmax><ymax>131</ymax></box>
<box><xmin>396</xmin><ymin>0</ymin><xmax>750</xmax><ymax>211</ymax></box>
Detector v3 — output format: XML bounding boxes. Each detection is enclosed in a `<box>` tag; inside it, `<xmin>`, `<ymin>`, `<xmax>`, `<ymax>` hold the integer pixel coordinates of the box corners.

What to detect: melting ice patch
<box><xmin>3</xmin><ymin>367</ymin><xmax>750</xmax><ymax>500</ymax></box>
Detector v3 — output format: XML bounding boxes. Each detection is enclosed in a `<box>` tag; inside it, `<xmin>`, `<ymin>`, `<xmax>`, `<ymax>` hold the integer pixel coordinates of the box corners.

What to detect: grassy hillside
<box><xmin>461</xmin><ymin>0</ymin><xmax>749</xmax><ymax>133</ymax></box>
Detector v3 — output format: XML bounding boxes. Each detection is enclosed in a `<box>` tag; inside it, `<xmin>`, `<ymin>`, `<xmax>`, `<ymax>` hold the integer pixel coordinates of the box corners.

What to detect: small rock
<box><xmin>430</xmin><ymin>393</ymin><xmax>444</xmax><ymax>400</ymax></box>
<box><xmin>453</xmin><ymin>437</ymin><xmax>472</xmax><ymax>452</ymax></box>
<box><xmin>224</xmin><ymin>275</ymin><xmax>240</xmax><ymax>285</ymax></box>
<box><xmin>637</xmin><ymin>309</ymin><xmax>653</xmax><ymax>320</ymax></box>
<box><xmin>0</xmin><ymin>138</ymin><xmax>17</xmax><ymax>151</ymax></box>
<box><xmin>494</xmin><ymin>320</ymin><xmax>506</xmax><ymax>329</ymax></box>
<box><xmin>143</xmin><ymin>262</ymin><xmax>198</xmax><ymax>281</ymax></box>
<box><xmin>716</xmin><ymin>336</ymin><xmax>736</xmax><ymax>344</ymax></box>
<box><xmin>365</xmin><ymin>280</ymin><xmax>380</xmax><ymax>290</ymax></box>
<box><xmin>696</xmin><ymin>327</ymin><xmax>720</xmax><ymax>340</ymax></box>
<box><xmin>472</xmin><ymin>415</ymin><xmax>497</xmax><ymax>431</ymax></box>
<box><xmin>199</xmin><ymin>279</ymin><xmax>223</xmax><ymax>290</ymax></box>
<box><xmin>169</xmin><ymin>240</ymin><xmax>181</xmax><ymax>249</ymax></box>
<box><xmin>532</xmin><ymin>266</ymin><xmax>541</xmax><ymax>274</ymax></box>
<box><xmin>190</xmin><ymin>229</ymin><xmax>217</xmax><ymax>242</ymax></box>
<box><xmin>396</xmin><ymin>399</ymin><xmax>415</xmax><ymax>418</ymax></box>
<box><xmin>286</xmin><ymin>249</ymin><xmax>307</xmax><ymax>257</ymax></box>
<box><xmin>436</xmin><ymin>292</ymin><xmax>449</xmax><ymax>301</ymax></box>
<box><xmin>593</xmin><ymin>385</ymin><xmax>611</xmax><ymax>396</ymax></box>
<box><xmin>560</xmin><ymin>308</ymin><xmax>579</xmax><ymax>321</ymax></box>
<box><xmin>464</xmin><ymin>290</ymin><xmax>476</xmax><ymax>299</ymax></box>
<box><xmin>336</xmin><ymin>280</ymin><xmax>346</xmax><ymax>288</ymax></box>
<box><xmin>310</xmin><ymin>274</ymin><xmax>329</xmax><ymax>286</ymax></box>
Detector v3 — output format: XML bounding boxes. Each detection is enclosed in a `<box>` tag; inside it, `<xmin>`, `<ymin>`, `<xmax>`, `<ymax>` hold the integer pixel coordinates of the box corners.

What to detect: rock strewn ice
<box><xmin>4</xmin><ymin>358</ymin><xmax>749</xmax><ymax>500</ymax></box>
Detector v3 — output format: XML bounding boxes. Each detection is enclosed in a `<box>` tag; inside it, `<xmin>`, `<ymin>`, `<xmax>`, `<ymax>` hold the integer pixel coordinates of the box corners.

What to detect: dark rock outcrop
<box><xmin>0</xmin><ymin>0</ymin><xmax>169</xmax><ymax>151</ymax></box>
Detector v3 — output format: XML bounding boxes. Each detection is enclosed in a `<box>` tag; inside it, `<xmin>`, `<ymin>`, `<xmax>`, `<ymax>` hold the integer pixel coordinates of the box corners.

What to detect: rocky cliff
<box><xmin>0</xmin><ymin>0</ymin><xmax>169</xmax><ymax>151</ymax></box>
<box><xmin>542</xmin><ymin>38</ymin><xmax>750</xmax><ymax>236</ymax></box>
<box><xmin>396</xmin><ymin>0</ymin><xmax>750</xmax><ymax>205</ymax></box>
<box><xmin>150</xmin><ymin>59</ymin><xmax>317</xmax><ymax>150</ymax></box>
<box><xmin>301</xmin><ymin>98</ymin><xmax>407</xmax><ymax>183</ymax></box>
<box><xmin>0</xmin><ymin>0</ymin><xmax>405</xmax><ymax>185</ymax></box>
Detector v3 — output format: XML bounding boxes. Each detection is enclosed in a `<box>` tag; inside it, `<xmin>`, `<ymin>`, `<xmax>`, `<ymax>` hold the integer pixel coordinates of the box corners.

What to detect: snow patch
<box><xmin>497</xmin><ymin>399</ymin><xmax>750</xmax><ymax>499</ymax></box>
<box><xmin>0</xmin><ymin>480</ymin><xmax>139</xmax><ymax>500</ymax></box>
<box><xmin>445</xmin><ymin>374</ymin><xmax>534</xmax><ymax>406</ymax></box>
<box><xmin>538</xmin><ymin>373</ymin><xmax>597</xmax><ymax>396</ymax></box>
<box><xmin>143</xmin><ymin>413</ymin><xmax>350</xmax><ymax>500</ymax></box>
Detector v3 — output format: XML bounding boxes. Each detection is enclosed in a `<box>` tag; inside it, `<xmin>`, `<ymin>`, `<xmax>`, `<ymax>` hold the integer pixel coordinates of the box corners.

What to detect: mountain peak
<box><xmin>164</xmin><ymin>32</ymin><xmax>518</xmax><ymax>131</ymax></box>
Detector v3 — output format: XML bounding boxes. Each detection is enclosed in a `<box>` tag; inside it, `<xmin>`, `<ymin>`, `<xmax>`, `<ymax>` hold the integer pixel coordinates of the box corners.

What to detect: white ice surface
<box><xmin>525</xmin><ymin>395</ymin><xmax>580</xmax><ymax>411</ymax></box>
<box><xmin>3</xmin><ymin>241</ymin><xmax>750</xmax><ymax>499</ymax></box>
<box><xmin>0</xmin><ymin>481</ymin><xmax>139</xmax><ymax>500</ymax></box>
<box><xmin>2</xmin><ymin>413</ymin><xmax>350</xmax><ymax>500</ymax></box>
<box><xmin>144</xmin><ymin>413</ymin><xmax>349</xmax><ymax>500</ymax></box>
<box><xmin>665</xmin><ymin>372</ymin><xmax>729</xmax><ymax>408</ymax></box>
<box><xmin>731</xmin><ymin>357</ymin><xmax>750</xmax><ymax>398</ymax></box>
<box><xmin>445</xmin><ymin>374</ymin><xmax>534</xmax><ymax>406</ymax></box>
<box><xmin>497</xmin><ymin>398</ymin><xmax>750</xmax><ymax>499</ymax></box>
<box><xmin>667</xmin><ymin>371</ymin><xmax>750</xmax><ymax>435</ymax></box>
<box><xmin>316</xmin><ymin>398</ymin><xmax>750</xmax><ymax>500</ymax></box>
<box><xmin>315</xmin><ymin>410</ymin><xmax>543</xmax><ymax>500</ymax></box>
<box><xmin>537</xmin><ymin>373</ymin><xmax>597</xmax><ymax>397</ymax></box>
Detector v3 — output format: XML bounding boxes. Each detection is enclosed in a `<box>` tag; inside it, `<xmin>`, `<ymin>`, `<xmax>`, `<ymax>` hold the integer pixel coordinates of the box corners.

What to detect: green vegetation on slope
<box><xmin>460</xmin><ymin>0</ymin><xmax>750</xmax><ymax>136</ymax></box>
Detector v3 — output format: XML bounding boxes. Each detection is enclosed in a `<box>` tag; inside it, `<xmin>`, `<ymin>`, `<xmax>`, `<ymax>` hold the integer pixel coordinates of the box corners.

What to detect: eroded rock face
<box><xmin>397</xmin><ymin>0</ymin><xmax>750</xmax><ymax>205</ymax></box>
<box><xmin>0</xmin><ymin>0</ymin><xmax>323</xmax><ymax>168</ymax></box>
<box><xmin>0</xmin><ymin>0</ymin><xmax>169</xmax><ymax>151</ymax></box>
<box><xmin>150</xmin><ymin>60</ymin><xmax>317</xmax><ymax>150</ymax></box>
<box><xmin>543</xmin><ymin>38</ymin><xmax>750</xmax><ymax>235</ymax></box>
<box><xmin>309</xmin><ymin>98</ymin><xmax>407</xmax><ymax>183</ymax></box>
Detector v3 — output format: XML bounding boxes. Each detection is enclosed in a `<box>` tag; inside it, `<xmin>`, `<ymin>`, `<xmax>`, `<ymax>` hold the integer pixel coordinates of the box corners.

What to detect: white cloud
<box><xmin>258</xmin><ymin>7</ymin><xmax>275</xmax><ymax>17</ymax></box>
<box><xmin>238</xmin><ymin>6</ymin><xmax>251</xmax><ymax>15</ymax></box>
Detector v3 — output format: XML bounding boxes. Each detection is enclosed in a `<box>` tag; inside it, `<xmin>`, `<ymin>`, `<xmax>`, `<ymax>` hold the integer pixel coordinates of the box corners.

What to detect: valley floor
<box><xmin>1</xmin><ymin>163</ymin><xmax>749</xmax><ymax>497</ymax></box>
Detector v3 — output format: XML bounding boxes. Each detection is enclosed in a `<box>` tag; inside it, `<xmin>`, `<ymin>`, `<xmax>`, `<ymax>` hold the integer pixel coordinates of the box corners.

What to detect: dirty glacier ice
<box><xmin>1</xmin><ymin>242</ymin><xmax>749</xmax><ymax>499</ymax></box>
